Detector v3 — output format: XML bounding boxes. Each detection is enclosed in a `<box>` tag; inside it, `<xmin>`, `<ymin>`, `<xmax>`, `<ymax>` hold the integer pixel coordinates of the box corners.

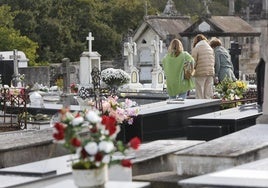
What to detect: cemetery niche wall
<box><xmin>0</xmin><ymin>51</ymin><xmax>28</xmax><ymax>86</ymax></box>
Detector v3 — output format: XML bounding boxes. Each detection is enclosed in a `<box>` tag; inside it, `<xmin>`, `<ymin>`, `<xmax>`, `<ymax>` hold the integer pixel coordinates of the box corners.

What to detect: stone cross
<box><xmin>60</xmin><ymin>58</ymin><xmax>76</xmax><ymax>94</ymax></box>
<box><xmin>202</xmin><ymin>0</ymin><xmax>211</xmax><ymax>15</ymax></box>
<box><xmin>10</xmin><ymin>49</ymin><xmax>22</xmax><ymax>87</ymax></box>
<box><xmin>86</xmin><ymin>32</ymin><xmax>94</xmax><ymax>53</ymax></box>
<box><xmin>262</xmin><ymin>0</ymin><xmax>268</xmax><ymax>18</ymax></box>
<box><xmin>151</xmin><ymin>35</ymin><xmax>163</xmax><ymax>70</ymax></box>
<box><xmin>11</xmin><ymin>49</ymin><xmax>20</xmax><ymax>76</ymax></box>
<box><xmin>228</xmin><ymin>0</ymin><xmax>235</xmax><ymax>15</ymax></box>
<box><xmin>124</xmin><ymin>37</ymin><xmax>137</xmax><ymax>67</ymax></box>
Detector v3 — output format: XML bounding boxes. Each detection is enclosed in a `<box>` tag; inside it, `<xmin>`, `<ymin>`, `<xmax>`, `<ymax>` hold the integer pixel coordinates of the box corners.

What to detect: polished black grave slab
<box><xmin>123</xmin><ymin>99</ymin><xmax>221</xmax><ymax>142</ymax></box>
<box><xmin>187</xmin><ymin>103</ymin><xmax>262</xmax><ymax>141</ymax></box>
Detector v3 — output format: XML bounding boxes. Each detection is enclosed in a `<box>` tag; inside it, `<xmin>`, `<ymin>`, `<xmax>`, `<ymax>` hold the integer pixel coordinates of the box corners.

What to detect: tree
<box><xmin>0</xmin><ymin>5</ymin><xmax>38</xmax><ymax>66</ymax></box>
<box><xmin>0</xmin><ymin>0</ymin><xmax>235</xmax><ymax>64</ymax></box>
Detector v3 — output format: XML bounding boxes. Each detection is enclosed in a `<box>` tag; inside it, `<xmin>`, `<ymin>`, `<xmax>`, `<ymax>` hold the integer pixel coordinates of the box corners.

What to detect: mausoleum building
<box><xmin>132</xmin><ymin>0</ymin><xmax>191</xmax><ymax>83</ymax></box>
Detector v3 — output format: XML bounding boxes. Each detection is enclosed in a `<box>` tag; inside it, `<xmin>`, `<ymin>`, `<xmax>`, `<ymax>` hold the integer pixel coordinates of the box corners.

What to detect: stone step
<box><xmin>175</xmin><ymin>124</ymin><xmax>268</xmax><ymax>176</ymax></box>
<box><xmin>133</xmin><ymin>171</ymin><xmax>185</xmax><ymax>188</ymax></box>
<box><xmin>129</xmin><ymin>140</ymin><xmax>205</xmax><ymax>176</ymax></box>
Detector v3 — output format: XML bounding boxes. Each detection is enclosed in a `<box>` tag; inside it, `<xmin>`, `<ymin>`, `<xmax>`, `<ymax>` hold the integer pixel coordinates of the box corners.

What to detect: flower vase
<box><xmin>76</xmin><ymin>97</ymin><xmax>93</xmax><ymax>111</ymax></box>
<box><xmin>72</xmin><ymin>165</ymin><xmax>108</xmax><ymax>188</ymax></box>
<box><xmin>109</xmin><ymin>84</ymin><xmax>120</xmax><ymax>95</ymax></box>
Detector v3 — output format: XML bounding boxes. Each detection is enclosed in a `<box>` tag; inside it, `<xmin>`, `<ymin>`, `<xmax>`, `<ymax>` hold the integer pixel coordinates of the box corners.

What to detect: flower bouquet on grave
<box><xmin>101</xmin><ymin>68</ymin><xmax>130</xmax><ymax>90</ymax></box>
<box><xmin>70</xmin><ymin>83</ymin><xmax>79</xmax><ymax>94</ymax></box>
<box><xmin>214</xmin><ymin>78</ymin><xmax>248</xmax><ymax>109</ymax></box>
<box><xmin>52</xmin><ymin>105</ymin><xmax>140</xmax><ymax>187</ymax></box>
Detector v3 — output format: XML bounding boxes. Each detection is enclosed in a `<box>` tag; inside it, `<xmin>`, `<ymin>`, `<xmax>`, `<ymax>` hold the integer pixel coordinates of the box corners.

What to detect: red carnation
<box><xmin>101</xmin><ymin>115</ymin><xmax>117</xmax><ymax>136</ymax></box>
<box><xmin>53</xmin><ymin>132</ymin><xmax>64</xmax><ymax>140</ymax></box>
<box><xmin>95</xmin><ymin>152</ymin><xmax>103</xmax><ymax>162</ymax></box>
<box><xmin>90</xmin><ymin>127</ymin><xmax>98</xmax><ymax>133</ymax></box>
<box><xmin>54</xmin><ymin>122</ymin><xmax>65</xmax><ymax>132</ymax></box>
<box><xmin>81</xmin><ymin>148</ymin><xmax>88</xmax><ymax>159</ymax></box>
<box><xmin>129</xmin><ymin>137</ymin><xmax>141</xmax><ymax>150</ymax></box>
<box><xmin>121</xmin><ymin>159</ymin><xmax>132</xmax><ymax>168</ymax></box>
<box><xmin>71</xmin><ymin>137</ymin><xmax>81</xmax><ymax>147</ymax></box>
<box><xmin>53</xmin><ymin>122</ymin><xmax>65</xmax><ymax>140</ymax></box>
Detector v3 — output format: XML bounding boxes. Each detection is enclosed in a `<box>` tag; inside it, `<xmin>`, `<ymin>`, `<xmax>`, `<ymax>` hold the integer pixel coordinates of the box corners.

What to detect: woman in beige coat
<box><xmin>191</xmin><ymin>34</ymin><xmax>215</xmax><ymax>99</ymax></box>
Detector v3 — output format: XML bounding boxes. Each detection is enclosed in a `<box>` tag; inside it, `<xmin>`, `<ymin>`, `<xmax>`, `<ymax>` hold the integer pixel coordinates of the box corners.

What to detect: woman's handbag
<box><xmin>183</xmin><ymin>54</ymin><xmax>194</xmax><ymax>80</ymax></box>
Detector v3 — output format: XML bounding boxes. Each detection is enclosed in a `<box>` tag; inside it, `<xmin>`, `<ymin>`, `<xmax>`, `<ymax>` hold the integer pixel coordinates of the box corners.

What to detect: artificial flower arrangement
<box><xmin>214</xmin><ymin>77</ymin><xmax>248</xmax><ymax>108</ymax></box>
<box><xmin>52</xmin><ymin>96</ymin><xmax>140</xmax><ymax>170</ymax></box>
<box><xmin>100</xmin><ymin>95</ymin><xmax>138</xmax><ymax>125</ymax></box>
<box><xmin>101</xmin><ymin>68</ymin><xmax>130</xmax><ymax>87</ymax></box>
<box><xmin>70</xmin><ymin>83</ymin><xmax>79</xmax><ymax>93</ymax></box>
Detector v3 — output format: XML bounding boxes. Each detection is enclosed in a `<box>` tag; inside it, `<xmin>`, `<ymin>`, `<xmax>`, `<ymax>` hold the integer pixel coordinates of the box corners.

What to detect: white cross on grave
<box><xmin>151</xmin><ymin>35</ymin><xmax>163</xmax><ymax>70</ymax></box>
<box><xmin>86</xmin><ymin>32</ymin><xmax>94</xmax><ymax>53</ymax></box>
<box><xmin>124</xmin><ymin>37</ymin><xmax>137</xmax><ymax>68</ymax></box>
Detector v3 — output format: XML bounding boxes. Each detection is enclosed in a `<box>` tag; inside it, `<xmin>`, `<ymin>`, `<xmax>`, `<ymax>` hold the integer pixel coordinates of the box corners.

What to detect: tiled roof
<box><xmin>181</xmin><ymin>16</ymin><xmax>261</xmax><ymax>37</ymax></box>
<box><xmin>145</xmin><ymin>16</ymin><xmax>192</xmax><ymax>39</ymax></box>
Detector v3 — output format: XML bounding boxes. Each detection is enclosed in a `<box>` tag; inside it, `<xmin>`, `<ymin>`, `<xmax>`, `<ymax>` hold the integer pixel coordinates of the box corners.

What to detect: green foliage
<box><xmin>0</xmin><ymin>5</ymin><xmax>16</xmax><ymax>28</ymax></box>
<box><xmin>0</xmin><ymin>27</ymin><xmax>38</xmax><ymax>66</ymax></box>
<box><xmin>0</xmin><ymin>0</ymin><xmax>246</xmax><ymax>64</ymax></box>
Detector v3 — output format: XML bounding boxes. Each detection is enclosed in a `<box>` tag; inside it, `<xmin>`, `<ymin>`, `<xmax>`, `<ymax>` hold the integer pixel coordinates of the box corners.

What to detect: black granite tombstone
<box><xmin>229</xmin><ymin>41</ymin><xmax>241</xmax><ymax>79</ymax></box>
<box><xmin>0</xmin><ymin>60</ymin><xmax>14</xmax><ymax>86</ymax></box>
<box><xmin>255</xmin><ymin>58</ymin><xmax>266</xmax><ymax>110</ymax></box>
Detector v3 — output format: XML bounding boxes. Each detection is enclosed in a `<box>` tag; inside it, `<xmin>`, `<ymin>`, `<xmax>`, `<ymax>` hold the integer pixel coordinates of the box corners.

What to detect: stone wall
<box><xmin>19</xmin><ymin>66</ymin><xmax>50</xmax><ymax>87</ymax></box>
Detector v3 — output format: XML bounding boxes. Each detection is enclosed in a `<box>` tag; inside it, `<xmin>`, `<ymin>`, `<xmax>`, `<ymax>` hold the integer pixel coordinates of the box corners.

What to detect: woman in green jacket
<box><xmin>162</xmin><ymin>39</ymin><xmax>195</xmax><ymax>99</ymax></box>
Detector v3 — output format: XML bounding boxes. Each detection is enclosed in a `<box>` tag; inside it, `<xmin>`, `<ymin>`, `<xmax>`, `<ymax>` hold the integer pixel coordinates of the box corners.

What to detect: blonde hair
<box><xmin>193</xmin><ymin>34</ymin><xmax>208</xmax><ymax>47</ymax></box>
<box><xmin>168</xmin><ymin>39</ymin><xmax>184</xmax><ymax>57</ymax></box>
<box><xmin>209</xmin><ymin>37</ymin><xmax>222</xmax><ymax>48</ymax></box>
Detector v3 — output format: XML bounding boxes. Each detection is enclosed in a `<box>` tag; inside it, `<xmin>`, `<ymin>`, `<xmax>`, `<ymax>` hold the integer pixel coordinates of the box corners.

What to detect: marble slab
<box><xmin>179</xmin><ymin>158</ymin><xmax>268</xmax><ymax>188</ymax></box>
<box><xmin>175</xmin><ymin>124</ymin><xmax>268</xmax><ymax>176</ymax></box>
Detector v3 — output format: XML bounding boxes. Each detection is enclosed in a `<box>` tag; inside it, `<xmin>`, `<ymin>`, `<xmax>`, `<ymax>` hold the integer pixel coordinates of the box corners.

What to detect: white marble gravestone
<box><xmin>124</xmin><ymin>37</ymin><xmax>140</xmax><ymax>84</ymax></box>
<box><xmin>151</xmin><ymin>35</ymin><xmax>164</xmax><ymax>89</ymax></box>
<box><xmin>122</xmin><ymin>37</ymin><xmax>143</xmax><ymax>90</ymax></box>
<box><xmin>79</xmin><ymin>32</ymin><xmax>101</xmax><ymax>87</ymax></box>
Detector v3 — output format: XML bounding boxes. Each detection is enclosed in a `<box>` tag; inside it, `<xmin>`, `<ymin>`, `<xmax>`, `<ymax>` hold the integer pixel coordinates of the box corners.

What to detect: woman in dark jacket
<box><xmin>210</xmin><ymin>37</ymin><xmax>236</xmax><ymax>83</ymax></box>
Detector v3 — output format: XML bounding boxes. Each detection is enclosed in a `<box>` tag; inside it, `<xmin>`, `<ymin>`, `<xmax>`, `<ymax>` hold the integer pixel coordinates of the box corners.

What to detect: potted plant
<box><xmin>52</xmin><ymin>98</ymin><xmax>140</xmax><ymax>187</ymax></box>
<box><xmin>101</xmin><ymin>68</ymin><xmax>130</xmax><ymax>88</ymax></box>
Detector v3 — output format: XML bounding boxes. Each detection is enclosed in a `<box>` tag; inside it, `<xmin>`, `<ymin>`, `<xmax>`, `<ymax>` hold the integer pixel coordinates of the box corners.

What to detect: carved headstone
<box><xmin>151</xmin><ymin>35</ymin><xmax>164</xmax><ymax>89</ymax></box>
<box><xmin>80</xmin><ymin>32</ymin><xmax>101</xmax><ymax>86</ymax></box>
